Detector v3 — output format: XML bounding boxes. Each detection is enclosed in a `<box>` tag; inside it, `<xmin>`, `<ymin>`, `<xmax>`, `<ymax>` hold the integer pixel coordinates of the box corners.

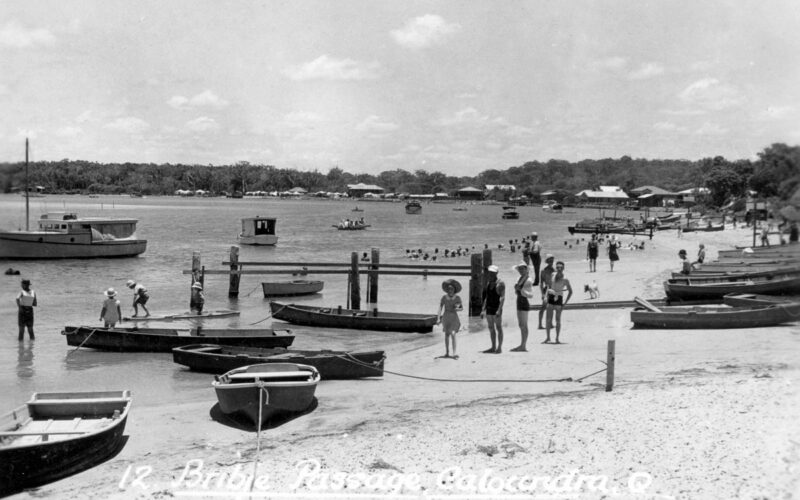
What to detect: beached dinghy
<box><xmin>664</xmin><ymin>274</ymin><xmax>800</xmax><ymax>301</ymax></box>
<box><xmin>0</xmin><ymin>391</ymin><xmax>131</xmax><ymax>495</ymax></box>
<box><xmin>269</xmin><ymin>301</ymin><xmax>438</xmax><ymax>333</ymax></box>
<box><xmin>631</xmin><ymin>301</ymin><xmax>800</xmax><ymax>329</ymax></box>
<box><xmin>173</xmin><ymin>344</ymin><xmax>385</xmax><ymax>379</ymax></box>
<box><xmin>261</xmin><ymin>280</ymin><xmax>324</xmax><ymax>297</ymax></box>
<box><xmin>213</xmin><ymin>363</ymin><xmax>319</xmax><ymax>427</ymax></box>
<box><xmin>123</xmin><ymin>309</ymin><xmax>240</xmax><ymax>321</ymax></box>
<box><xmin>62</xmin><ymin>325</ymin><xmax>294</xmax><ymax>352</ymax></box>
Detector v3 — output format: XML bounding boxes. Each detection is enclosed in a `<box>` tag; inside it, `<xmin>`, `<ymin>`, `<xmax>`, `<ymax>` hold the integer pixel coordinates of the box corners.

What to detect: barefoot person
<box><xmin>587</xmin><ymin>234</ymin><xmax>599</xmax><ymax>272</ymax></box>
<box><xmin>16</xmin><ymin>279</ymin><xmax>37</xmax><ymax>341</ymax></box>
<box><xmin>126</xmin><ymin>279</ymin><xmax>151</xmax><ymax>317</ymax></box>
<box><xmin>437</xmin><ymin>279</ymin><xmax>463</xmax><ymax>359</ymax></box>
<box><xmin>529</xmin><ymin>233</ymin><xmax>542</xmax><ymax>286</ymax></box>
<box><xmin>537</xmin><ymin>254</ymin><xmax>555</xmax><ymax>330</ymax></box>
<box><xmin>511</xmin><ymin>262</ymin><xmax>534</xmax><ymax>352</ymax></box>
<box><xmin>544</xmin><ymin>261</ymin><xmax>573</xmax><ymax>344</ymax></box>
<box><xmin>480</xmin><ymin>264</ymin><xmax>505</xmax><ymax>354</ymax></box>
<box><xmin>607</xmin><ymin>235</ymin><xmax>620</xmax><ymax>271</ymax></box>
<box><xmin>99</xmin><ymin>287</ymin><xmax>122</xmax><ymax>328</ymax></box>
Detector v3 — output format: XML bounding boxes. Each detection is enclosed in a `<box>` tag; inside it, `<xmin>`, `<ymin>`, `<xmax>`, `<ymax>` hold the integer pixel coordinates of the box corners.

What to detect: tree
<box><xmin>750</xmin><ymin>143</ymin><xmax>800</xmax><ymax>200</ymax></box>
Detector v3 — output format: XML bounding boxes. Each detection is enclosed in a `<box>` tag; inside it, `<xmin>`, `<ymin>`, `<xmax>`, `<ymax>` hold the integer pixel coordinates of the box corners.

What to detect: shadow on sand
<box><xmin>208</xmin><ymin>398</ymin><xmax>318</xmax><ymax>432</ymax></box>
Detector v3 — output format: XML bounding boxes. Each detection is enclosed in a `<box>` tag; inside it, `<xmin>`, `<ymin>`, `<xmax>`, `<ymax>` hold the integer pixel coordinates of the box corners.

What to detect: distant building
<box><xmin>347</xmin><ymin>183</ymin><xmax>385</xmax><ymax>198</ymax></box>
<box><xmin>456</xmin><ymin>186</ymin><xmax>484</xmax><ymax>200</ymax></box>
<box><xmin>485</xmin><ymin>184</ymin><xmax>516</xmax><ymax>202</ymax></box>
<box><xmin>575</xmin><ymin>186</ymin><xmax>629</xmax><ymax>205</ymax></box>
<box><xmin>630</xmin><ymin>185</ymin><xmax>678</xmax><ymax>208</ymax></box>
<box><xmin>676</xmin><ymin>187</ymin><xmax>709</xmax><ymax>204</ymax></box>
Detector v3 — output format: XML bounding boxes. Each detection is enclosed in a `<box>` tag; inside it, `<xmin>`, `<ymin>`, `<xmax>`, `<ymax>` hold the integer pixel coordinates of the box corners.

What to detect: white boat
<box><xmin>405</xmin><ymin>200</ymin><xmax>422</xmax><ymax>214</ymax></box>
<box><xmin>261</xmin><ymin>279</ymin><xmax>324</xmax><ymax>297</ymax></box>
<box><xmin>238</xmin><ymin>216</ymin><xmax>278</xmax><ymax>245</ymax></box>
<box><xmin>0</xmin><ymin>141</ymin><xmax>147</xmax><ymax>260</ymax></box>
<box><xmin>543</xmin><ymin>200</ymin><xmax>563</xmax><ymax>212</ymax></box>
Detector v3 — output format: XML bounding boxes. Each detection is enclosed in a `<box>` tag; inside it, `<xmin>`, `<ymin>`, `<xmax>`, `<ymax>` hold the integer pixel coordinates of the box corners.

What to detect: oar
<box><xmin>634</xmin><ymin>296</ymin><xmax>663</xmax><ymax>313</ymax></box>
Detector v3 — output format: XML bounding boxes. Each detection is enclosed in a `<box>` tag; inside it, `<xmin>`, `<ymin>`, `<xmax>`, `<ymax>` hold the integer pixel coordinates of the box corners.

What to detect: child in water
<box><xmin>437</xmin><ymin>279</ymin><xmax>463</xmax><ymax>359</ymax></box>
<box><xmin>190</xmin><ymin>282</ymin><xmax>205</xmax><ymax>314</ymax></box>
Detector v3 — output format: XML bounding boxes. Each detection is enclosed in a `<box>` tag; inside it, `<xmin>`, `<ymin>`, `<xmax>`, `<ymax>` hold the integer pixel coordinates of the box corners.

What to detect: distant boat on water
<box><xmin>405</xmin><ymin>200</ymin><xmax>422</xmax><ymax>214</ymax></box>
<box><xmin>502</xmin><ymin>206</ymin><xmax>520</xmax><ymax>219</ymax></box>
<box><xmin>238</xmin><ymin>216</ymin><xmax>278</xmax><ymax>245</ymax></box>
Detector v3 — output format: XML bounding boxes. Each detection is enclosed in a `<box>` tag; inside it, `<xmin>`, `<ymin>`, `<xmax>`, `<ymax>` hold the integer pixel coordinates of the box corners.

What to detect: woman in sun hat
<box><xmin>437</xmin><ymin>279</ymin><xmax>463</xmax><ymax>359</ymax></box>
<box><xmin>99</xmin><ymin>287</ymin><xmax>122</xmax><ymax>328</ymax></box>
<box><xmin>190</xmin><ymin>282</ymin><xmax>205</xmax><ymax>315</ymax></box>
<box><xmin>511</xmin><ymin>261</ymin><xmax>534</xmax><ymax>352</ymax></box>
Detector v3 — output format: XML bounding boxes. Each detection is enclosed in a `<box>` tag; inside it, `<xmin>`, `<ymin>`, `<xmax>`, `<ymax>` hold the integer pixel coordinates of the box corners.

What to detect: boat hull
<box><xmin>62</xmin><ymin>326</ymin><xmax>294</xmax><ymax>352</ymax></box>
<box><xmin>213</xmin><ymin>363</ymin><xmax>319</xmax><ymax>426</ymax></box>
<box><xmin>173</xmin><ymin>344</ymin><xmax>385</xmax><ymax>379</ymax></box>
<box><xmin>269</xmin><ymin>302</ymin><xmax>437</xmax><ymax>333</ymax></box>
<box><xmin>0</xmin><ymin>391</ymin><xmax>131</xmax><ymax>495</ymax></box>
<box><xmin>261</xmin><ymin>280</ymin><xmax>324</xmax><ymax>297</ymax></box>
<box><xmin>631</xmin><ymin>303</ymin><xmax>800</xmax><ymax>329</ymax></box>
<box><xmin>664</xmin><ymin>276</ymin><xmax>800</xmax><ymax>300</ymax></box>
<box><xmin>0</xmin><ymin>233</ymin><xmax>146</xmax><ymax>259</ymax></box>
<box><xmin>238</xmin><ymin>235</ymin><xmax>278</xmax><ymax>245</ymax></box>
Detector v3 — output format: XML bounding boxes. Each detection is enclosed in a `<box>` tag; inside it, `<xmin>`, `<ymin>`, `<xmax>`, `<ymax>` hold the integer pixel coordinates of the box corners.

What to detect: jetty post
<box><xmin>349</xmin><ymin>251</ymin><xmax>361</xmax><ymax>310</ymax></box>
<box><xmin>469</xmin><ymin>253</ymin><xmax>484</xmax><ymax>316</ymax></box>
<box><xmin>367</xmin><ymin>248</ymin><xmax>379</xmax><ymax>311</ymax></box>
<box><xmin>228</xmin><ymin>246</ymin><xmax>241</xmax><ymax>297</ymax></box>
<box><xmin>605</xmin><ymin>340</ymin><xmax>616</xmax><ymax>392</ymax></box>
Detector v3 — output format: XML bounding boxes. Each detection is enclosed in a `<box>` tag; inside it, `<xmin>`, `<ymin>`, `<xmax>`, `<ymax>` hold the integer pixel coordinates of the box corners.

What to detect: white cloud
<box><xmin>185</xmin><ymin>117</ymin><xmax>220</xmax><ymax>132</ymax></box>
<box><xmin>695</xmin><ymin>122</ymin><xmax>728</xmax><ymax>135</ymax></box>
<box><xmin>391</xmin><ymin>15</ymin><xmax>461</xmax><ymax>49</ymax></box>
<box><xmin>56</xmin><ymin>126</ymin><xmax>83</xmax><ymax>138</ymax></box>
<box><xmin>757</xmin><ymin>105</ymin><xmax>794</xmax><ymax>120</ymax></box>
<box><xmin>679</xmin><ymin>78</ymin><xmax>744</xmax><ymax>111</ymax></box>
<box><xmin>76</xmin><ymin>110</ymin><xmax>96</xmax><ymax>123</ymax></box>
<box><xmin>0</xmin><ymin>83</ymin><xmax>8</xmax><ymax>96</ymax></box>
<box><xmin>284</xmin><ymin>55</ymin><xmax>380</xmax><ymax>81</ymax></box>
<box><xmin>104</xmin><ymin>117</ymin><xmax>150</xmax><ymax>134</ymax></box>
<box><xmin>168</xmin><ymin>90</ymin><xmax>229</xmax><ymax>109</ymax></box>
<box><xmin>628</xmin><ymin>62</ymin><xmax>665</xmax><ymax>80</ymax></box>
<box><xmin>653</xmin><ymin>121</ymin><xmax>686</xmax><ymax>132</ymax></box>
<box><xmin>590</xmin><ymin>57</ymin><xmax>627</xmax><ymax>71</ymax></box>
<box><xmin>355</xmin><ymin>115</ymin><xmax>399</xmax><ymax>134</ymax></box>
<box><xmin>0</xmin><ymin>21</ymin><xmax>56</xmax><ymax>48</ymax></box>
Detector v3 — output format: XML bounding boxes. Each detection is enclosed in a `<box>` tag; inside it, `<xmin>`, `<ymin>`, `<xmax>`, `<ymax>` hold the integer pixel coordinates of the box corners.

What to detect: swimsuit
<box><xmin>484</xmin><ymin>281</ymin><xmax>503</xmax><ymax>315</ymax></box>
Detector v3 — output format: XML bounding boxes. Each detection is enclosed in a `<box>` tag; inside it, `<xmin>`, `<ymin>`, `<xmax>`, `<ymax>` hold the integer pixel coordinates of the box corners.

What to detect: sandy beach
<box><xmin>9</xmin><ymin>226</ymin><xmax>800</xmax><ymax>500</ymax></box>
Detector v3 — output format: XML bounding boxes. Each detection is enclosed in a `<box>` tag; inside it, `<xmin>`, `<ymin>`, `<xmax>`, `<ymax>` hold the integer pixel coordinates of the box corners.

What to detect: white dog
<box><xmin>584</xmin><ymin>280</ymin><xmax>600</xmax><ymax>299</ymax></box>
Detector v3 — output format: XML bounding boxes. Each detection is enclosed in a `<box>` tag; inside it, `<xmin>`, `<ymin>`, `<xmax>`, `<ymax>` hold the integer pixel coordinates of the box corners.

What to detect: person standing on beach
<box><xmin>607</xmin><ymin>235</ymin><xmax>620</xmax><ymax>271</ymax></box>
<box><xmin>693</xmin><ymin>244</ymin><xmax>706</xmax><ymax>267</ymax></box>
<box><xmin>587</xmin><ymin>234</ymin><xmax>599</xmax><ymax>272</ymax></box>
<box><xmin>530</xmin><ymin>233</ymin><xmax>542</xmax><ymax>286</ymax></box>
<box><xmin>437</xmin><ymin>279</ymin><xmax>463</xmax><ymax>359</ymax></box>
<box><xmin>544</xmin><ymin>261</ymin><xmax>573</xmax><ymax>344</ymax></box>
<box><xmin>16</xmin><ymin>279</ymin><xmax>37</xmax><ymax>341</ymax></box>
<box><xmin>481</xmin><ymin>265</ymin><xmax>505</xmax><ymax>354</ymax></box>
<box><xmin>190</xmin><ymin>282</ymin><xmax>205</xmax><ymax>314</ymax></box>
<box><xmin>99</xmin><ymin>288</ymin><xmax>122</xmax><ymax>327</ymax></box>
<box><xmin>761</xmin><ymin>225</ymin><xmax>770</xmax><ymax>246</ymax></box>
<box><xmin>126</xmin><ymin>279</ymin><xmax>150</xmax><ymax>317</ymax></box>
<box><xmin>678</xmin><ymin>249</ymin><xmax>692</xmax><ymax>275</ymax></box>
<box><xmin>511</xmin><ymin>262</ymin><xmax>534</xmax><ymax>352</ymax></box>
<box><xmin>537</xmin><ymin>254</ymin><xmax>555</xmax><ymax>330</ymax></box>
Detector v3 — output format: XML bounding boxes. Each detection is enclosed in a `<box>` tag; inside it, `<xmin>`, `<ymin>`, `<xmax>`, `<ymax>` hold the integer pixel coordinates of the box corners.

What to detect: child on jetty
<box><xmin>437</xmin><ymin>279</ymin><xmax>463</xmax><ymax>359</ymax></box>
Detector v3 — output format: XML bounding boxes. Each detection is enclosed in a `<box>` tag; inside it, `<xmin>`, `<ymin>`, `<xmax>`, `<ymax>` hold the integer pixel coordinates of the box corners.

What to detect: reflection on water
<box><xmin>17</xmin><ymin>341</ymin><xmax>34</xmax><ymax>378</ymax></box>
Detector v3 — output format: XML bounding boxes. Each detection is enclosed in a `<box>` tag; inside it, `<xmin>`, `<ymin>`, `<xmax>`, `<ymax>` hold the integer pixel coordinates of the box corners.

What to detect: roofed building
<box><xmin>575</xmin><ymin>186</ymin><xmax>629</xmax><ymax>205</ymax></box>
<box><xmin>347</xmin><ymin>183</ymin><xmax>385</xmax><ymax>198</ymax></box>
<box><xmin>456</xmin><ymin>186</ymin><xmax>484</xmax><ymax>200</ymax></box>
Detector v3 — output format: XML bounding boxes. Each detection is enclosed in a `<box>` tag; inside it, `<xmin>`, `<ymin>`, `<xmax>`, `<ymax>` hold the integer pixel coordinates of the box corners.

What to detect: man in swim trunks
<box><xmin>537</xmin><ymin>254</ymin><xmax>555</xmax><ymax>330</ymax></box>
<box><xmin>481</xmin><ymin>264</ymin><xmax>505</xmax><ymax>353</ymax></box>
<box><xmin>530</xmin><ymin>233</ymin><xmax>542</xmax><ymax>286</ymax></box>
<box><xmin>544</xmin><ymin>261</ymin><xmax>573</xmax><ymax>344</ymax></box>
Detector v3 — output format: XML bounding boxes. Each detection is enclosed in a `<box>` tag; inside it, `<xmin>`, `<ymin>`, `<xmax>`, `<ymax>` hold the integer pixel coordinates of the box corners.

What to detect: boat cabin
<box><xmin>37</xmin><ymin>212</ymin><xmax>140</xmax><ymax>241</ymax></box>
<box><xmin>239</xmin><ymin>216</ymin><xmax>278</xmax><ymax>245</ymax></box>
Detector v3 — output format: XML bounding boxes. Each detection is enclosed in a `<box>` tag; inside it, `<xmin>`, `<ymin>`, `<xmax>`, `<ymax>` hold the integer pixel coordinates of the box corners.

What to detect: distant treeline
<box><xmin>0</xmin><ymin>143</ymin><xmax>797</xmax><ymax>208</ymax></box>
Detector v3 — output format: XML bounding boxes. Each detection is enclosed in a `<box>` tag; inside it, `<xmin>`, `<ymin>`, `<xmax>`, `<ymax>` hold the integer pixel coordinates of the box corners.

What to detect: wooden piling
<box><xmin>367</xmin><ymin>248</ymin><xmax>379</xmax><ymax>311</ymax></box>
<box><xmin>228</xmin><ymin>246</ymin><xmax>240</xmax><ymax>298</ymax></box>
<box><xmin>605</xmin><ymin>340</ymin><xmax>616</xmax><ymax>392</ymax></box>
<box><xmin>469</xmin><ymin>253</ymin><xmax>483</xmax><ymax>316</ymax></box>
<box><xmin>349</xmin><ymin>251</ymin><xmax>361</xmax><ymax>310</ymax></box>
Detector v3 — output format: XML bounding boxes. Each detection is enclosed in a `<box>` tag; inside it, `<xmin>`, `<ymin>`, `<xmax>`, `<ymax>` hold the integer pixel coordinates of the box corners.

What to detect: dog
<box><xmin>584</xmin><ymin>281</ymin><xmax>600</xmax><ymax>299</ymax></box>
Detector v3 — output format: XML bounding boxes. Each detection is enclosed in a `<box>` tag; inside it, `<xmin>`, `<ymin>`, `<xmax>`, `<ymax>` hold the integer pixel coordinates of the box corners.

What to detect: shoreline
<box><xmin>8</xmin><ymin>226</ymin><xmax>800</xmax><ymax>499</ymax></box>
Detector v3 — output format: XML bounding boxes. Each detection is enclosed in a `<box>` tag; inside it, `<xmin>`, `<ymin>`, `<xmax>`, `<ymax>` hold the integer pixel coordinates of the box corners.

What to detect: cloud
<box><xmin>757</xmin><ymin>105</ymin><xmax>794</xmax><ymax>120</ymax></box>
<box><xmin>628</xmin><ymin>62</ymin><xmax>665</xmax><ymax>80</ymax></box>
<box><xmin>590</xmin><ymin>57</ymin><xmax>628</xmax><ymax>71</ymax></box>
<box><xmin>104</xmin><ymin>117</ymin><xmax>150</xmax><ymax>134</ymax></box>
<box><xmin>653</xmin><ymin>121</ymin><xmax>687</xmax><ymax>132</ymax></box>
<box><xmin>695</xmin><ymin>122</ymin><xmax>728</xmax><ymax>135</ymax></box>
<box><xmin>391</xmin><ymin>15</ymin><xmax>461</xmax><ymax>49</ymax></box>
<box><xmin>185</xmin><ymin>117</ymin><xmax>220</xmax><ymax>132</ymax></box>
<box><xmin>76</xmin><ymin>110</ymin><xmax>96</xmax><ymax>123</ymax></box>
<box><xmin>355</xmin><ymin>115</ymin><xmax>399</xmax><ymax>134</ymax></box>
<box><xmin>168</xmin><ymin>90</ymin><xmax>229</xmax><ymax>109</ymax></box>
<box><xmin>284</xmin><ymin>55</ymin><xmax>380</xmax><ymax>81</ymax></box>
<box><xmin>0</xmin><ymin>21</ymin><xmax>56</xmax><ymax>48</ymax></box>
<box><xmin>56</xmin><ymin>126</ymin><xmax>83</xmax><ymax>138</ymax></box>
<box><xmin>679</xmin><ymin>78</ymin><xmax>744</xmax><ymax>111</ymax></box>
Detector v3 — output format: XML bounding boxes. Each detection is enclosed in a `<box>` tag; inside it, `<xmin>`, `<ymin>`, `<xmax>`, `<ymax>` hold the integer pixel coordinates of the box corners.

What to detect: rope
<box><xmin>66</xmin><ymin>327</ymin><xmax>99</xmax><ymax>356</ymax></box>
<box><xmin>243</xmin><ymin>283</ymin><xmax>261</xmax><ymax>298</ymax></box>
<box><xmin>251</xmin><ymin>382</ymin><xmax>268</xmax><ymax>495</ymax></box>
<box><xmin>248</xmin><ymin>303</ymin><xmax>288</xmax><ymax>325</ymax></box>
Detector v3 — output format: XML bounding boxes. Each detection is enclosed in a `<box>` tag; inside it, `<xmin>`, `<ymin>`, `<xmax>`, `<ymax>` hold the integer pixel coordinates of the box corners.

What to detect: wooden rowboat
<box><xmin>123</xmin><ymin>309</ymin><xmax>240</xmax><ymax>322</ymax></box>
<box><xmin>61</xmin><ymin>325</ymin><xmax>294</xmax><ymax>352</ymax></box>
<box><xmin>663</xmin><ymin>275</ymin><xmax>800</xmax><ymax>301</ymax></box>
<box><xmin>670</xmin><ymin>266</ymin><xmax>800</xmax><ymax>279</ymax></box>
<box><xmin>261</xmin><ymin>280</ymin><xmax>324</xmax><ymax>297</ymax></box>
<box><xmin>172</xmin><ymin>344</ymin><xmax>385</xmax><ymax>379</ymax></box>
<box><xmin>269</xmin><ymin>301</ymin><xmax>438</xmax><ymax>333</ymax></box>
<box><xmin>0</xmin><ymin>391</ymin><xmax>131</xmax><ymax>495</ymax></box>
<box><xmin>213</xmin><ymin>363</ymin><xmax>319</xmax><ymax>427</ymax></box>
<box><xmin>722</xmin><ymin>293</ymin><xmax>798</xmax><ymax>308</ymax></box>
<box><xmin>631</xmin><ymin>302</ymin><xmax>800</xmax><ymax>329</ymax></box>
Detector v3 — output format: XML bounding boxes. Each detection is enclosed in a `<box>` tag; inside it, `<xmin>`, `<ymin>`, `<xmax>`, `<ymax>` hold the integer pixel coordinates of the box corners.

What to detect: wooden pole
<box><xmin>191</xmin><ymin>252</ymin><xmax>201</xmax><ymax>309</ymax></box>
<box><xmin>469</xmin><ymin>253</ymin><xmax>483</xmax><ymax>317</ymax></box>
<box><xmin>605</xmin><ymin>340</ymin><xmax>616</xmax><ymax>392</ymax></box>
<box><xmin>367</xmin><ymin>248</ymin><xmax>379</xmax><ymax>311</ymax></box>
<box><xmin>228</xmin><ymin>246</ymin><xmax>240</xmax><ymax>298</ymax></box>
<box><xmin>349</xmin><ymin>251</ymin><xmax>361</xmax><ymax>310</ymax></box>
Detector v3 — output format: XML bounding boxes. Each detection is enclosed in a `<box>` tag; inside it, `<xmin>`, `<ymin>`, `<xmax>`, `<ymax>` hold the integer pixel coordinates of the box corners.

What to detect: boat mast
<box><xmin>25</xmin><ymin>138</ymin><xmax>29</xmax><ymax>231</ymax></box>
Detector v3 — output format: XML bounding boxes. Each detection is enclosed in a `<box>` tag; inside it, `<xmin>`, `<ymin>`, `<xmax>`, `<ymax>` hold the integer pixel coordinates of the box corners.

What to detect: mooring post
<box><xmin>191</xmin><ymin>252</ymin><xmax>201</xmax><ymax>309</ymax></box>
<box><xmin>228</xmin><ymin>246</ymin><xmax>240</xmax><ymax>298</ymax></box>
<box><xmin>469</xmin><ymin>252</ymin><xmax>483</xmax><ymax>317</ymax></box>
<box><xmin>367</xmin><ymin>248</ymin><xmax>379</xmax><ymax>311</ymax></box>
<box><xmin>349</xmin><ymin>251</ymin><xmax>361</xmax><ymax>310</ymax></box>
<box><xmin>605</xmin><ymin>340</ymin><xmax>616</xmax><ymax>392</ymax></box>
<box><xmin>482</xmin><ymin>248</ymin><xmax>492</xmax><ymax>291</ymax></box>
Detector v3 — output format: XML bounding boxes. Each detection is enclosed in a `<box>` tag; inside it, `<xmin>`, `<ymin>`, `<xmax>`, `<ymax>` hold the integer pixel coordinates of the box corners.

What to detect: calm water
<box><xmin>0</xmin><ymin>194</ymin><xmax>599</xmax><ymax>410</ymax></box>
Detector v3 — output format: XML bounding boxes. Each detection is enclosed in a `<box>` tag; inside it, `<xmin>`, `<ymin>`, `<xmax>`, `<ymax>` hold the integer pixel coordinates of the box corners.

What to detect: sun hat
<box><xmin>21</xmin><ymin>279</ymin><xmax>31</xmax><ymax>286</ymax></box>
<box><xmin>512</xmin><ymin>262</ymin><xmax>529</xmax><ymax>272</ymax></box>
<box><xmin>441</xmin><ymin>279</ymin><xmax>462</xmax><ymax>294</ymax></box>
<box><xmin>192</xmin><ymin>282</ymin><xmax>203</xmax><ymax>289</ymax></box>
<box><xmin>531</xmin><ymin>232</ymin><xmax>538</xmax><ymax>236</ymax></box>
<box><xmin>487</xmin><ymin>264</ymin><xmax>499</xmax><ymax>273</ymax></box>
<box><xmin>105</xmin><ymin>287</ymin><xmax>117</xmax><ymax>298</ymax></box>
<box><xmin>126</xmin><ymin>280</ymin><xmax>135</xmax><ymax>288</ymax></box>
<box><xmin>545</xmin><ymin>253</ymin><xmax>555</xmax><ymax>260</ymax></box>
<box><xmin>679</xmin><ymin>249</ymin><xmax>687</xmax><ymax>255</ymax></box>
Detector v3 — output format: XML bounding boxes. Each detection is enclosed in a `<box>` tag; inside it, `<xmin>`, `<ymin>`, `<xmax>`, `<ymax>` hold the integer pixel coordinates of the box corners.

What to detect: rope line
<box><xmin>67</xmin><ymin>327</ymin><xmax>99</xmax><ymax>356</ymax></box>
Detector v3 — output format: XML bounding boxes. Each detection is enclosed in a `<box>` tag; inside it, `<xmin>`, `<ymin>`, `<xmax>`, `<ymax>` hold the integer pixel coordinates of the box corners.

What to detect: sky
<box><xmin>1</xmin><ymin>0</ymin><xmax>799</xmax><ymax>176</ymax></box>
